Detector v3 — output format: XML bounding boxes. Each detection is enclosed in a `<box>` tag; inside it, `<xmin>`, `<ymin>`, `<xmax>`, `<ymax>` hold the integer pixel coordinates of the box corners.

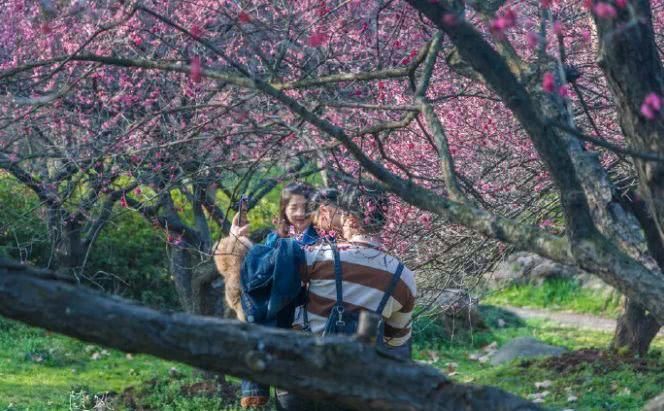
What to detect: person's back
<box><xmin>302</xmin><ymin>235</ymin><xmax>416</xmax><ymax>350</ymax></box>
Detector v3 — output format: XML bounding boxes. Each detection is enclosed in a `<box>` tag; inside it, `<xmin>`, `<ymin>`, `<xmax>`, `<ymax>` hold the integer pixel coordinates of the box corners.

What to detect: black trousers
<box><xmin>275</xmin><ymin>389</ymin><xmax>351</xmax><ymax>411</ymax></box>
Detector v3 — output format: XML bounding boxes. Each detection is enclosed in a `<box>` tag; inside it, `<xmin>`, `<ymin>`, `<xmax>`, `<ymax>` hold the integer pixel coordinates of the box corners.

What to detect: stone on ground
<box><xmin>645</xmin><ymin>392</ymin><xmax>664</xmax><ymax>411</ymax></box>
<box><xmin>489</xmin><ymin>337</ymin><xmax>567</xmax><ymax>365</ymax></box>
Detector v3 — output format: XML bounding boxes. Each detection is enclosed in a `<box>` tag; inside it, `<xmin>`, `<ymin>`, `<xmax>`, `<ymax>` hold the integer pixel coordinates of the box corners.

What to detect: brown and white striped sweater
<box><xmin>300</xmin><ymin>236</ymin><xmax>416</xmax><ymax>347</ymax></box>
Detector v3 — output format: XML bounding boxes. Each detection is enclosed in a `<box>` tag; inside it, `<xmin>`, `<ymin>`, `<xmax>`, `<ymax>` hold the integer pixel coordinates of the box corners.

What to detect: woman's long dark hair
<box><xmin>274</xmin><ymin>182</ymin><xmax>315</xmax><ymax>236</ymax></box>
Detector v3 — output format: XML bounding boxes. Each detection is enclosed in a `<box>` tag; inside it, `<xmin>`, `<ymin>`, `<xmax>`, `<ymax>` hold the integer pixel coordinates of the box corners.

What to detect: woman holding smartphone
<box><xmin>220</xmin><ymin>182</ymin><xmax>320</xmax><ymax>408</ymax></box>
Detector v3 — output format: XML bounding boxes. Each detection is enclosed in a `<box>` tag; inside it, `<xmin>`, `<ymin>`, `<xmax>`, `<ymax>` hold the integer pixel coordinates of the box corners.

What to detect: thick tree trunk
<box><xmin>611</xmin><ymin>298</ymin><xmax>660</xmax><ymax>357</ymax></box>
<box><xmin>594</xmin><ymin>1</ymin><xmax>664</xmax><ymax>248</ymax></box>
<box><xmin>191</xmin><ymin>259</ymin><xmax>225</xmax><ymax>317</ymax></box>
<box><xmin>611</xmin><ymin>191</ymin><xmax>664</xmax><ymax>354</ymax></box>
<box><xmin>47</xmin><ymin>208</ymin><xmax>78</xmax><ymax>272</ymax></box>
<box><xmin>0</xmin><ymin>259</ymin><xmax>541</xmax><ymax>411</ymax></box>
<box><xmin>169</xmin><ymin>245</ymin><xmax>194</xmax><ymax>312</ymax></box>
<box><xmin>171</xmin><ymin>246</ymin><xmax>223</xmax><ymax>316</ymax></box>
<box><xmin>47</xmin><ymin>212</ymin><xmax>86</xmax><ymax>278</ymax></box>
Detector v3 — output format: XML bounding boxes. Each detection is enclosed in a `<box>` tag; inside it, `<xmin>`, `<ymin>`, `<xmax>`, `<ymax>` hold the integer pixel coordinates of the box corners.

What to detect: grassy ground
<box><xmin>483</xmin><ymin>278</ymin><xmax>623</xmax><ymax>317</ymax></box>
<box><xmin>1</xmin><ymin>307</ymin><xmax>662</xmax><ymax>411</ymax></box>
<box><xmin>0</xmin><ymin>316</ymin><xmax>240</xmax><ymax>410</ymax></box>
<box><xmin>413</xmin><ymin>306</ymin><xmax>664</xmax><ymax>411</ymax></box>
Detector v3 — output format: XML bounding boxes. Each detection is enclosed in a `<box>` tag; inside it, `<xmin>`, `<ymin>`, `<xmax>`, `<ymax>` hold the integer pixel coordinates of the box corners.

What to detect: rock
<box><xmin>489</xmin><ymin>337</ymin><xmax>567</xmax><ymax>365</ymax></box>
<box><xmin>645</xmin><ymin>392</ymin><xmax>664</xmax><ymax>411</ymax></box>
<box><xmin>489</xmin><ymin>252</ymin><xmax>583</xmax><ymax>287</ymax></box>
<box><xmin>534</xmin><ymin>380</ymin><xmax>552</xmax><ymax>389</ymax></box>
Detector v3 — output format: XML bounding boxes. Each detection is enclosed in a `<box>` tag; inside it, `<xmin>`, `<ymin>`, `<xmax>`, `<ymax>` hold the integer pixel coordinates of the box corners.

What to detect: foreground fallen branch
<box><xmin>0</xmin><ymin>259</ymin><xmax>539</xmax><ymax>411</ymax></box>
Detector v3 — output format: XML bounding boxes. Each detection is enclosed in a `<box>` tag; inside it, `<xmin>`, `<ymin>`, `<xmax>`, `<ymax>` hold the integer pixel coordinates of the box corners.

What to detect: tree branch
<box><xmin>0</xmin><ymin>259</ymin><xmax>541</xmax><ymax>411</ymax></box>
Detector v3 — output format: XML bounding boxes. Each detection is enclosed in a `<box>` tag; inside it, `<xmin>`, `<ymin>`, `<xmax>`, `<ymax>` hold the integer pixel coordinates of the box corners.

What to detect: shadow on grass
<box><xmin>413</xmin><ymin>304</ymin><xmax>526</xmax><ymax>349</ymax></box>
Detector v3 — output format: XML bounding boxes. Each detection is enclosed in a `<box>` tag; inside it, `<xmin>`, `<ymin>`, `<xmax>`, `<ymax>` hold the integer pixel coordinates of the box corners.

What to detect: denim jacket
<box><xmin>240</xmin><ymin>226</ymin><xmax>319</xmax><ymax>327</ymax></box>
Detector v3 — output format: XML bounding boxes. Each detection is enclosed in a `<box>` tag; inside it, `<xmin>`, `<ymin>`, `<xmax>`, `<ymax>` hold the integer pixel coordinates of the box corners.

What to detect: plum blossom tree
<box><xmin>2</xmin><ymin>0</ymin><xmax>664</xmax><ymax>406</ymax></box>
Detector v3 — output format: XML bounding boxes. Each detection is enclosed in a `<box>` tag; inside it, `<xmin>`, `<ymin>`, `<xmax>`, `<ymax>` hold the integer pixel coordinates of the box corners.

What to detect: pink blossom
<box><xmin>190</xmin><ymin>25</ymin><xmax>204</xmax><ymax>39</ymax></box>
<box><xmin>593</xmin><ymin>3</ymin><xmax>617</xmax><ymax>19</ymax></box>
<box><xmin>131</xmin><ymin>34</ymin><xmax>143</xmax><ymax>46</ymax></box>
<box><xmin>641</xmin><ymin>102</ymin><xmax>656</xmax><ymax>120</ymax></box>
<box><xmin>490</xmin><ymin>8</ymin><xmax>517</xmax><ymax>38</ymax></box>
<box><xmin>190</xmin><ymin>56</ymin><xmax>202</xmax><ymax>83</ymax></box>
<box><xmin>540</xmin><ymin>0</ymin><xmax>554</xmax><ymax>8</ymax></box>
<box><xmin>418</xmin><ymin>213</ymin><xmax>432</xmax><ymax>226</ymax></box>
<box><xmin>581</xmin><ymin>29</ymin><xmax>591</xmax><ymax>42</ymax></box>
<box><xmin>641</xmin><ymin>92</ymin><xmax>662</xmax><ymax>120</ymax></box>
<box><xmin>542</xmin><ymin>72</ymin><xmax>556</xmax><ymax>93</ymax></box>
<box><xmin>552</xmin><ymin>20</ymin><xmax>563</xmax><ymax>35</ymax></box>
<box><xmin>644</xmin><ymin>92</ymin><xmax>661</xmax><ymax>111</ymax></box>
<box><xmin>615</xmin><ymin>0</ymin><xmax>627</xmax><ymax>8</ymax></box>
<box><xmin>502</xmin><ymin>8</ymin><xmax>517</xmax><ymax>26</ymax></box>
<box><xmin>238</xmin><ymin>11</ymin><xmax>251</xmax><ymax>23</ymax></box>
<box><xmin>442</xmin><ymin>13</ymin><xmax>458</xmax><ymax>27</ymax></box>
<box><xmin>307</xmin><ymin>31</ymin><xmax>328</xmax><ymax>47</ymax></box>
<box><xmin>120</xmin><ymin>194</ymin><xmax>128</xmax><ymax>208</ymax></box>
<box><xmin>557</xmin><ymin>85</ymin><xmax>570</xmax><ymax>98</ymax></box>
<box><xmin>134</xmin><ymin>187</ymin><xmax>142</xmax><ymax>196</ymax></box>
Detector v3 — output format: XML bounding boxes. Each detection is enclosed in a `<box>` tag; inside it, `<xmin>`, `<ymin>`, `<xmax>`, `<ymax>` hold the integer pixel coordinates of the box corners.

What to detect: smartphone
<box><xmin>237</xmin><ymin>195</ymin><xmax>249</xmax><ymax>227</ymax></box>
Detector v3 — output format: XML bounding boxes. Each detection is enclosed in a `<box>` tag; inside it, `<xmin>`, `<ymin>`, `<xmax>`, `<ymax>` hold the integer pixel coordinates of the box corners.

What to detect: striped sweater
<box><xmin>300</xmin><ymin>236</ymin><xmax>416</xmax><ymax>347</ymax></box>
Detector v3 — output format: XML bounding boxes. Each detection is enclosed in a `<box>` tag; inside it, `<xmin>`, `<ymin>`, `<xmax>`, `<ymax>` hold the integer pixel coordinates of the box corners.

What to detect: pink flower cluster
<box><xmin>308</xmin><ymin>31</ymin><xmax>328</xmax><ymax>47</ymax></box>
<box><xmin>490</xmin><ymin>7</ymin><xmax>517</xmax><ymax>39</ymax></box>
<box><xmin>542</xmin><ymin>72</ymin><xmax>556</xmax><ymax>93</ymax></box>
<box><xmin>593</xmin><ymin>2</ymin><xmax>617</xmax><ymax>19</ymax></box>
<box><xmin>641</xmin><ymin>92</ymin><xmax>662</xmax><ymax>120</ymax></box>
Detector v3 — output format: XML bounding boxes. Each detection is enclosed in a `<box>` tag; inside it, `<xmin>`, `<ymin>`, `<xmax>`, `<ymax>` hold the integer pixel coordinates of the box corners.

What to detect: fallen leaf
<box><xmin>535</xmin><ymin>380</ymin><xmax>552</xmax><ymax>389</ymax></box>
<box><xmin>478</xmin><ymin>354</ymin><xmax>491</xmax><ymax>363</ymax></box>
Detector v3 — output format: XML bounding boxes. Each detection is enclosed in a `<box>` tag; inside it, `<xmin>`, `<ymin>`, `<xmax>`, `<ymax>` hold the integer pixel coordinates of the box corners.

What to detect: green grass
<box><xmin>2</xmin><ymin>307</ymin><xmax>663</xmax><ymax>410</ymax></box>
<box><xmin>413</xmin><ymin>306</ymin><xmax>664</xmax><ymax>411</ymax></box>
<box><xmin>484</xmin><ymin>278</ymin><xmax>623</xmax><ymax>317</ymax></box>
<box><xmin>0</xmin><ymin>317</ymin><xmax>183</xmax><ymax>410</ymax></box>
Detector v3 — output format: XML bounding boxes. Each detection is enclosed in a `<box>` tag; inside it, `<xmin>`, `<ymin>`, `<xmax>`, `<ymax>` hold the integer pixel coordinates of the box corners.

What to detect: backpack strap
<box><xmin>301</xmin><ymin>285</ymin><xmax>311</xmax><ymax>332</ymax></box>
<box><xmin>330</xmin><ymin>241</ymin><xmax>346</xmax><ymax>327</ymax></box>
<box><xmin>376</xmin><ymin>262</ymin><xmax>404</xmax><ymax>316</ymax></box>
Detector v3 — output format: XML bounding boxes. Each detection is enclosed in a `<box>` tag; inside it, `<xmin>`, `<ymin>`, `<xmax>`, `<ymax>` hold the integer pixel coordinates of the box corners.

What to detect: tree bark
<box><xmin>191</xmin><ymin>259</ymin><xmax>225</xmax><ymax>317</ymax></box>
<box><xmin>0</xmin><ymin>259</ymin><xmax>541</xmax><ymax>411</ymax></box>
<box><xmin>591</xmin><ymin>1</ymin><xmax>664</xmax><ymax>354</ymax></box>
<box><xmin>611</xmin><ymin>298</ymin><xmax>661</xmax><ymax>357</ymax></box>
<box><xmin>594</xmin><ymin>0</ymin><xmax>664</xmax><ymax>249</ymax></box>
<box><xmin>612</xmin><ymin>190</ymin><xmax>664</xmax><ymax>354</ymax></box>
<box><xmin>169</xmin><ymin>245</ymin><xmax>194</xmax><ymax>313</ymax></box>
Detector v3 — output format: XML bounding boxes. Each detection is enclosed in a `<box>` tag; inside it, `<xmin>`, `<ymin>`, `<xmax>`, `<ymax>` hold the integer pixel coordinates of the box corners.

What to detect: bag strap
<box><xmin>331</xmin><ymin>241</ymin><xmax>343</xmax><ymax>306</ymax></box>
<box><xmin>302</xmin><ymin>285</ymin><xmax>311</xmax><ymax>332</ymax></box>
<box><xmin>329</xmin><ymin>241</ymin><xmax>346</xmax><ymax>327</ymax></box>
<box><xmin>376</xmin><ymin>262</ymin><xmax>404</xmax><ymax>316</ymax></box>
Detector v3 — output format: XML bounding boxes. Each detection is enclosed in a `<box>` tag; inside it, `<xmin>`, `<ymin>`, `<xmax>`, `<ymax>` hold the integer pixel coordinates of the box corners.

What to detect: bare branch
<box><xmin>0</xmin><ymin>259</ymin><xmax>541</xmax><ymax>411</ymax></box>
